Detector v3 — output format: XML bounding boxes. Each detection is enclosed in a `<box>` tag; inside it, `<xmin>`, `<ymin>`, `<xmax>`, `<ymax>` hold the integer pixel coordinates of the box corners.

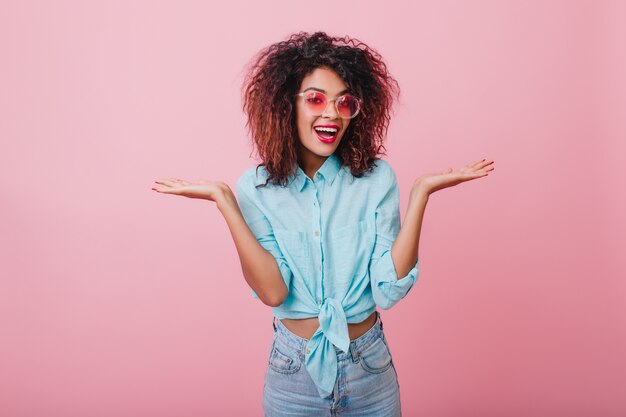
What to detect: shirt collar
<box><xmin>290</xmin><ymin>153</ymin><xmax>342</xmax><ymax>192</ymax></box>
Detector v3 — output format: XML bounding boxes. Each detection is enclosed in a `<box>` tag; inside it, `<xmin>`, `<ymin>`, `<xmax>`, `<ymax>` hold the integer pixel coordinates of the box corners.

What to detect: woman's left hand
<box><xmin>412</xmin><ymin>158</ymin><xmax>495</xmax><ymax>197</ymax></box>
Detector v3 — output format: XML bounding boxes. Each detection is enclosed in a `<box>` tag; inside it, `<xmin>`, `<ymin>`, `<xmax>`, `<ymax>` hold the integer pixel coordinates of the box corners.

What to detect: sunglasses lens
<box><xmin>301</xmin><ymin>92</ymin><xmax>360</xmax><ymax>119</ymax></box>
<box><xmin>337</xmin><ymin>95</ymin><xmax>359</xmax><ymax>118</ymax></box>
<box><xmin>303</xmin><ymin>92</ymin><xmax>328</xmax><ymax>114</ymax></box>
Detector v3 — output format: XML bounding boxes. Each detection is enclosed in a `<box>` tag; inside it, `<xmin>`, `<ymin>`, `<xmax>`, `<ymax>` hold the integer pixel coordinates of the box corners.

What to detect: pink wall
<box><xmin>1</xmin><ymin>1</ymin><xmax>624</xmax><ymax>416</ymax></box>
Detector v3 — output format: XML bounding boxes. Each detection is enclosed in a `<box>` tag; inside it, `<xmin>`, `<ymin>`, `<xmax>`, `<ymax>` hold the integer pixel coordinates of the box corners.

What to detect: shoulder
<box><xmin>372</xmin><ymin>158</ymin><xmax>395</xmax><ymax>175</ymax></box>
<box><xmin>236</xmin><ymin>165</ymin><xmax>269</xmax><ymax>193</ymax></box>
<box><xmin>337</xmin><ymin>158</ymin><xmax>397</xmax><ymax>190</ymax></box>
<box><xmin>339</xmin><ymin>158</ymin><xmax>395</xmax><ymax>179</ymax></box>
<box><xmin>370</xmin><ymin>158</ymin><xmax>398</xmax><ymax>185</ymax></box>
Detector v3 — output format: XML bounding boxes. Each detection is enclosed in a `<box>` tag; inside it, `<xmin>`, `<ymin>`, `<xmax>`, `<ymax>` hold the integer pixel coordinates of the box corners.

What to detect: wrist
<box><xmin>215</xmin><ymin>185</ymin><xmax>236</xmax><ymax>211</ymax></box>
<box><xmin>410</xmin><ymin>180</ymin><xmax>431</xmax><ymax>201</ymax></box>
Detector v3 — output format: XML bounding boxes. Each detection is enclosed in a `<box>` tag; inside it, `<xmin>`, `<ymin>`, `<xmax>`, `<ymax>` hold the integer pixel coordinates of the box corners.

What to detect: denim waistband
<box><xmin>272</xmin><ymin>311</ymin><xmax>383</xmax><ymax>362</ymax></box>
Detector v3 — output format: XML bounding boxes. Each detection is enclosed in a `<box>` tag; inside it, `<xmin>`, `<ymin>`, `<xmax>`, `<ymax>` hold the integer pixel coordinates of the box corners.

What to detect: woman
<box><xmin>152</xmin><ymin>31</ymin><xmax>494</xmax><ymax>416</ymax></box>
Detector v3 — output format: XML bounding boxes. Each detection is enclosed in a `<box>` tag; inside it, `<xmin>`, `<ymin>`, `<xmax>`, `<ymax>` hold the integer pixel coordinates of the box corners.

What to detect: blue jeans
<box><xmin>263</xmin><ymin>311</ymin><xmax>402</xmax><ymax>417</ymax></box>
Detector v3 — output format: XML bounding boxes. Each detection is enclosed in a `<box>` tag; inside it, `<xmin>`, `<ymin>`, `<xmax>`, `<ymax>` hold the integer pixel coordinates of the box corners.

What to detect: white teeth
<box><xmin>314</xmin><ymin>127</ymin><xmax>338</xmax><ymax>133</ymax></box>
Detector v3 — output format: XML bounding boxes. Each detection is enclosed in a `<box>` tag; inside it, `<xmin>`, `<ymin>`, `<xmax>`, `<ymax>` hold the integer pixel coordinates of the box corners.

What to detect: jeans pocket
<box><xmin>359</xmin><ymin>334</ymin><xmax>393</xmax><ymax>374</ymax></box>
<box><xmin>268</xmin><ymin>340</ymin><xmax>302</xmax><ymax>374</ymax></box>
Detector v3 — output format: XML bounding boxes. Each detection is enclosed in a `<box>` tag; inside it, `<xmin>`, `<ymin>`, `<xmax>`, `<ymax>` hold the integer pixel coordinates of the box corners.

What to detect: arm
<box><xmin>393</xmin><ymin>157</ymin><xmax>495</xmax><ymax>274</ymax></box>
<box><xmin>371</xmin><ymin>157</ymin><xmax>495</xmax><ymax>308</ymax></box>
<box><xmin>216</xmin><ymin>184</ymin><xmax>289</xmax><ymax>307</ymax></box>
<box><xmin>151</xmin><ymin>174</ymin><xmax>291</xmax><ymax>307</ymax></box>
<box><xmin>369</xmin><ymin>165</ymin><xmax>423</xmax><ymax>310</ymax></box>
<box><xmin>391</xmin><ymin>186</ymin><xmax>428</xmax><ymax>277</ymax></box>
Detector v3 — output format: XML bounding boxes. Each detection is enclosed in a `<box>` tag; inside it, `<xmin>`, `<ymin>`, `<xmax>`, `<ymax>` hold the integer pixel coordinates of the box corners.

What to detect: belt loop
<box><xmin>349</xmin><ymin>341</ymin><xmax>359</xmax><ymax>363</ymax></box>
<box><xmin>378</xmin><ymin>311</ymin><xmax>383</xmax><ymax>330</ymax></box>
<box><xmin>272</xmin><ymin>317</ymin><xmax>277</xmax><ymax>332</ymax></box>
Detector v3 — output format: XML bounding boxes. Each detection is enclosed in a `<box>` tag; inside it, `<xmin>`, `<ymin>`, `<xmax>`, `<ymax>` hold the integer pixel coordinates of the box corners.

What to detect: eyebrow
<box><xmin>303</xmin><ymin>87</ymin><xmax>350</xmax><ymax>95</ymax></box>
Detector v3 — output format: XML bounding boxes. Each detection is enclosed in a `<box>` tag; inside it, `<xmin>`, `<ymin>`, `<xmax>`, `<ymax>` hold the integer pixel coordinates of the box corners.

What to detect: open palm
<box><xmin>416</xmin><ymin>159</ymin><xmax>495</xmax><ymax>195</ymax></box>
<box><xmin>152</xmin><ymin>178</ymin><xmax>226</xmax><ymax>202</ymax></box>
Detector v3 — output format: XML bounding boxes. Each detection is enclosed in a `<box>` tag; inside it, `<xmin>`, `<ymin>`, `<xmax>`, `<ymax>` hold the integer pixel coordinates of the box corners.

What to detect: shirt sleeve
<box><xmin>236</xmin><ymin>171</ymin><xmax>293</xmax><ymax>301</ymax></box>
<box><xmin>368</xmin><ymin>162</ymin><xmax>420</xmax><ymax>310</ymax></box>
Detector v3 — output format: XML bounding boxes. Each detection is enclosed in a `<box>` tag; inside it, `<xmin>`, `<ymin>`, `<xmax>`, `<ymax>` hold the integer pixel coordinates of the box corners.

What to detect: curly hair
<box><xmin>241</xmin><ymin>31</ymin><xmax>400</xmax><ymax>187</ymax></box>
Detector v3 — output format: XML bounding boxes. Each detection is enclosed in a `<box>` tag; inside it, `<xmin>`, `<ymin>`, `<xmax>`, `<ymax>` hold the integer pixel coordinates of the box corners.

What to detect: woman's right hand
<box><xmin>152</xmin><ymin>178</ymin><xmax>231</xmax><ymax>204</ymax></box>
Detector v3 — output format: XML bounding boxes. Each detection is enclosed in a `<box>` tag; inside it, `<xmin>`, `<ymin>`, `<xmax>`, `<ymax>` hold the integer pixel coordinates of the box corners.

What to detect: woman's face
<box><xmin>295</xmin><ymin>67</ymin><xmax>351</xmax><ymax>170</ymax></box>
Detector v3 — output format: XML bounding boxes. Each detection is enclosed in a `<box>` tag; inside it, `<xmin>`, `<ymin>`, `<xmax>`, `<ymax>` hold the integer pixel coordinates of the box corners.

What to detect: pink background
<box><xmin>1</xmin><ymin>1</ymin><xmax>625</xmax><ymax>416</ymax></box>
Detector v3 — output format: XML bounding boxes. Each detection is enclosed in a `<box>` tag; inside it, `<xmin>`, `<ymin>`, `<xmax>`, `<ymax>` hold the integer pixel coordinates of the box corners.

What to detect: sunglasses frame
<box><xmin>294</xmin><ymin>91</ymin><xmax>362</xmax><ymax>120</ymax></box>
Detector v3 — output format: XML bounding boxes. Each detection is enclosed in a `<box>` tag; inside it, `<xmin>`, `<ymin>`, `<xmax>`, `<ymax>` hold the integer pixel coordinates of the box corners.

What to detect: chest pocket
<box><xmin>328</xmin><ymin>219</ymin><xmax>375</xmax><ymax>286</ymax></box>
<box><xmin>273</xmin><ymin>228</ymin><xmax>311</xmax><ymax>277</ymax></box>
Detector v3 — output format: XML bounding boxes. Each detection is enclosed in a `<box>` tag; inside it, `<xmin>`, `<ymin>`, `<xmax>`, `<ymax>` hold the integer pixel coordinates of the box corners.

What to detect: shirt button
<box><xmin>314</xmin><ymin>230</ymin><xmax>320</xmax><ymax>236</ymax></box>
<box><xmin>316</xmin><ymin>173</ymin><xmax>321</xmax><ymax>178</ymax></box>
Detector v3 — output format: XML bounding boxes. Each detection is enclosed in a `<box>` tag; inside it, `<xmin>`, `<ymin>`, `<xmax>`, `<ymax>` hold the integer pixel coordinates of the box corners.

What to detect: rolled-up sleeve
<box><xmin>368</xmin><ymin>164</ymin><xmax>419</xmax><ymax>310</ymax></box>
<box><xmin>236</xmin><ymin>173</ymin><xmax>293</xmax><ymax>300</ymax></box>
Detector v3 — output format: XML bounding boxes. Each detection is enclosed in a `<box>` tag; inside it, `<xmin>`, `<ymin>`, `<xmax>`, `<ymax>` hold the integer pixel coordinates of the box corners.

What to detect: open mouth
<box><xmin>314</xmin><ymin>126</ymin><xmax>339</xmax><ymax>143</ymax></box>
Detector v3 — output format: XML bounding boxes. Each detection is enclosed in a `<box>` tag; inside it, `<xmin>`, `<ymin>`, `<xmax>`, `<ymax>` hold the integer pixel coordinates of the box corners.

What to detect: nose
<box><xmin>321</xmin><ymin>99</ymin><xmax>339</xmax><ymax>119</ymax></box>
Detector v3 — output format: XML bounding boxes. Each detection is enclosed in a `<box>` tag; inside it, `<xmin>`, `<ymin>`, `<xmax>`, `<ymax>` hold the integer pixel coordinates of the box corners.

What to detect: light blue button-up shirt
<box><xmin>236</xmin><ymin>153</ymin><xmax>420</xmax><ymax>399</ymax></box>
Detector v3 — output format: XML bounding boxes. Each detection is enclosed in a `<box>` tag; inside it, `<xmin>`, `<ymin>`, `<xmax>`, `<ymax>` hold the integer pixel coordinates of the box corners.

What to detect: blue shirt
<box><xmin>236</xmin><ymin>152</ymin><xmax>420</xmax><ymax>399</ymax></box>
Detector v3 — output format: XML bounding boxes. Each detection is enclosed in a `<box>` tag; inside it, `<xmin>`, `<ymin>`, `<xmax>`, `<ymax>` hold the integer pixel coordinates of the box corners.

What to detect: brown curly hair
<box><xmin>241</xmin><ymin>31</ymin><xmax>400</xmax><ymax>187</ymax></box>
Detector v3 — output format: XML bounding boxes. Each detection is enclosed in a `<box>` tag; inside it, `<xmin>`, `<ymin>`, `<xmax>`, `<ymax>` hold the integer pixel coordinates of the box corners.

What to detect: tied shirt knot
<box><xmin>304</xmin><ymin>297</ymin><xmax>350</xmax><ymax>399</ymax></box>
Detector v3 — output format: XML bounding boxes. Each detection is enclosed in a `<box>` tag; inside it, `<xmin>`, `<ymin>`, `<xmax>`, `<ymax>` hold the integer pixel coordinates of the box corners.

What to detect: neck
<box><xmin>298</xmin><ymin>152</ymin><xmax>327</xmax><ymax>180</ymax></box>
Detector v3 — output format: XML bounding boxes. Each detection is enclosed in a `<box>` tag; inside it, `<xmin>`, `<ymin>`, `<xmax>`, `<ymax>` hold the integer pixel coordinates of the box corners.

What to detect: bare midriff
<box><xmin>280</xmin><ymin>311</ymin><xmax>377</xmax><ymax>341</ymax></box>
